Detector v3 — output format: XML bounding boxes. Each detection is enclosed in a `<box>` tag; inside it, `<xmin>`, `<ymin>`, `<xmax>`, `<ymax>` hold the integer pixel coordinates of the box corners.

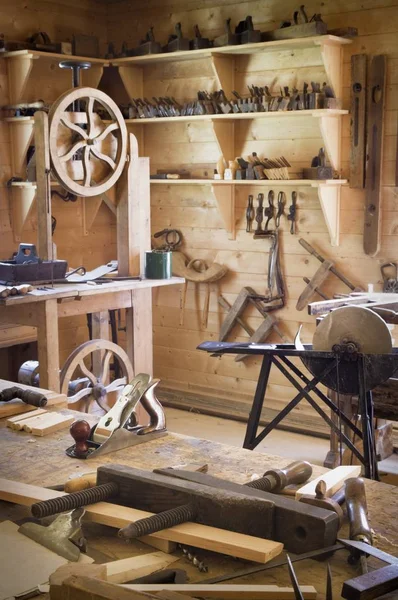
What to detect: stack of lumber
<box><xmin>6</xmin><ymin>409</ymin><xmax>74</xmax><ymax>436</ymax></box>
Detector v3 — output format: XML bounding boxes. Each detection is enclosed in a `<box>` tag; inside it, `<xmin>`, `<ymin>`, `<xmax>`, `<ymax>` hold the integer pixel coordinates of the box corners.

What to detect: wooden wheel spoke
<box><xmin>78</xmin><ymin>360</ymin><xmax>97</xmax><ymax>386</ymax></box>
<box><xmin>60</xmin><ymin>116</ymin><xmax>88</xmax><ymax>140</ymax></box>
<box><xmin>83</xmin><ymin>146</ymin><xmax>91</xmax><ymax>187</ymax></box>
<box><xmin>95</xmin><ymin>122</ymin><xmax>118</xmax><ymax>142</ymax></box>
<box><xmin>105</xmin><ymin>377</ymin><xmax>127</xmax><ymax>393</ymax></box>
<box><xmin>67</xmin><ymin>386</ymin><xmax>92</xmax><ymax>405</ymax></box>
<box><xmin>86</xmin><ymin>97</ymin><xmax>96</xmax><ymax>138</ymax></box>
<box><xmin>90</xmin><ymin>146</ymin><xmax>116</xmax><ymax>171</ymax></box>
<box><xmin>59</xmin><ymin>140</ymin><xmax>86</xmax><ymax>162</ymax></box>
<box><xmin>100</xmin><ymin>350</ymin><xmax>113</xmax><ymax>382</ymax></box>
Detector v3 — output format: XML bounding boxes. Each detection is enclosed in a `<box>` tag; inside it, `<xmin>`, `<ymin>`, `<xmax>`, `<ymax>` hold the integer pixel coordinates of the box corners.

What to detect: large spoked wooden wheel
<box><xmin>60</xmin><ymin>339</ymin><xmax>134</xmax><ymax>413</ymax></box>
<box><xmin>48</xmin><ymin>87</ymin><xmax>127</xmax><ymax>197</ymax></box>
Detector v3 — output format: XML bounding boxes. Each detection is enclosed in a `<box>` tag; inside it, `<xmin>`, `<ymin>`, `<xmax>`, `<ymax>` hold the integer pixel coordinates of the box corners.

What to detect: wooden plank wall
<box><xmin>0</xmin><ymin>0</ymin><xmax>115</xmax><ymax>369</ymax></box>
<box><xmin>106</xmin><ymin>0</ymin><xmax>398</xmax><ymax>427</ymax></box>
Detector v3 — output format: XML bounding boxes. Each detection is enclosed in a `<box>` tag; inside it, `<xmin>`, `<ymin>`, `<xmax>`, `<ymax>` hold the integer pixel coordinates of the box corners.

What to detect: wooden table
<box><xmin>0</xmin><ymin>278</ymin><xmax>184</xmax><ymax>393</ymax></box>
<box><xmin>0</xmin><ymin>412</ymin><xmax>397</xmax><ymax>599</ymax></box>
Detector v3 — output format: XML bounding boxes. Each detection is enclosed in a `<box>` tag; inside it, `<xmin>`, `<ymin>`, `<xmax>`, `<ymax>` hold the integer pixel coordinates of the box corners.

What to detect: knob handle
<box><xmin>70</xmin><ymin>420</ymin><xmax>91</xmax><ymax>458</ymax></box>
<box><xmin>263</xmin><ymin>460</ymin><xmax>312</xmax><ymax>492</ymax></box>
<box><xmin>345</xmin><ymin>477</ymin><xmax>373</xmax><ymax>545</ymax></box>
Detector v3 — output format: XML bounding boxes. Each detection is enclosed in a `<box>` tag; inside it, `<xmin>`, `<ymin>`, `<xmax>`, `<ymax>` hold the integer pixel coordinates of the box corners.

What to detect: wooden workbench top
<box><xmin>0</xmin><ymin>415</ymin><xmax>397</xmax><ymax>599</ymax></box>
<box><xmin>0</xmin><ymin>277</ymin><xmax>185</xmax><ymax>307</ymax></box>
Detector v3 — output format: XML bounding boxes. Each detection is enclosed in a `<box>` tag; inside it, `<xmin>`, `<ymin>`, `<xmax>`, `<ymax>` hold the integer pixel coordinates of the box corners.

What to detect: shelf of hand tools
<box><xmin>112</xmin><ymin>35</ymin><xmax>351</xmax><ymax>246</ymax></box>
<box><xmin>1</xmin><ymin>50</ymin><xmax>108</xmax><ymax>240</ymax></box>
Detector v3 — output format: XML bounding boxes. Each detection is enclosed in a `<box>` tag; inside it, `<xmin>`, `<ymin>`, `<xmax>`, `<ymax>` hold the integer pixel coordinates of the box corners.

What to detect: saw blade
<box><xmin>313</xmin><ymin>306</ymin><xmax>392</xmax><ymax>354</ymax></box>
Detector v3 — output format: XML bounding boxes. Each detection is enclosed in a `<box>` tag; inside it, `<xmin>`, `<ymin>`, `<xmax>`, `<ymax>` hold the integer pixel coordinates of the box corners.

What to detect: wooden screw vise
<box><xmin>31</xmin><ymin>463</ymin><xmax>340</xmax><ymax>554</ymax></box>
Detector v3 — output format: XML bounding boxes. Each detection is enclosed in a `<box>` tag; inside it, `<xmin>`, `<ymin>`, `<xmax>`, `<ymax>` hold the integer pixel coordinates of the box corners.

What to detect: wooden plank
<box><xmin>235</xmin><ymin>315</ymin><xmax>276</xmax><ymax>362</ymax></box>
<box><xmin>0</xmin><ymin>402</ymin><xmax>37</xmax><ymax>420</ymax></box>
<box><xmin>6</xmin><ymin>408</ymin><xmax>48</xmax><ymax>429</ymax></box>
<box><xmin>54</xmin><ymin>575</ymin><xmax>169</xmax><ymax>600</ymax></box>
<box><xmin>295</xmin><ymin>466</ymin><xmax>361</xmax><ymax>500</ymax></box>
<box><xmin>350</xmin><ymin>55</ymin><xmax>367</xmax><ymax>189</ymax></box>
<box><xmin>124</xmin><ymin>584</ymin><xmax>318</xmax><ymax>599</ymax></box>
<box><xmin>342</xmin><ymin>565</ymin><xmax>398</xmax><ymax>600</ymax></box>
<box><xmin>363</xmin><ymin>55</ymin><xmax>387</xmax><ymax>256</ymax></box>
<box><xmin>0</xmin><ymin>478</ymin><xmax>283</xmax><ymax>564</ymax></box>
<box><xmin>296</xmin><ymin>260</ymin><xmax>333</xmax><ymax>311</ymax></box>
<box><xmin>26</xmin><ymin>413</ymin><xmax>74</xmax><ymax>436</ymax></box>
<box><xmin>105</xmin><ymin>552</ymin><xmax>179</xmax><ymax>584</ymax></box>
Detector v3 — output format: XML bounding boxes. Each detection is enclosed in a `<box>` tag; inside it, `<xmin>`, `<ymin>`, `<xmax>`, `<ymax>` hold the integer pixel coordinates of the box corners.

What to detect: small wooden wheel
<box><xmin>48</xmin><ymin>87</ymin><xmax>127</xmax><ymax>197</ymax></box>
<box><xmin>60</xmin><ymin>339</ymin><xmax>134</xmax><ymax>412</ymax></box>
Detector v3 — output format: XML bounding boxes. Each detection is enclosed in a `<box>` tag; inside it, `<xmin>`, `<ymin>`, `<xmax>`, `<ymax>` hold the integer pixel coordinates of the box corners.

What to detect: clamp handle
<box><xmin>263</xmin><ymin>460</ymin><xmax>312</xmax><ymax>492</ymax></box>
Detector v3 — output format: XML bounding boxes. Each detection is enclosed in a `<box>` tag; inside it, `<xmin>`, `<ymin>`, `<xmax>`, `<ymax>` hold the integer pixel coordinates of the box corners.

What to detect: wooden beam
<box><xmin>0</xmin><ymin>478</ymin><xmax>283</xmax><ymax>563</ymax></box>
<box><xmin>36</xmin><ymin>300</ymin><xmax>60</xmax><ymax>392</ymax></box>
<box><xmin>34</xmin><ymin>111</ymin><xmax>53</xmax><ymax>260</ymax></box>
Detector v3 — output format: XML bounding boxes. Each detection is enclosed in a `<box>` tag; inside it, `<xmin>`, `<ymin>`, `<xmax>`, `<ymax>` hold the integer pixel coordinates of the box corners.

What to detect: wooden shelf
<box><xmin>150</xmin><ymin>178</ymin><xmax>346</xmax><ymax>247</ymax></box>
<box><xmin>126</xmin><ymin>109</ymin><xmax>347</xmax><ymax>124</ymax></box>
<box><xmin>150</xmin><ymin>179</ymin><xmax>347</xmax><ymax>186</ymax></box>
<box><xmin>2</xmin><ymin>49</ymin><xmax>107</xmax><ymax>64</ymax></box>
<box><xmin>112</xmin><ymin>35</ymin><xmax>351</xmax><ymax>66</ymax></box>
<box><xmin>1</xmin><ymin>50</ymin><xmax>107</xmax><ymax>104</ymax></box>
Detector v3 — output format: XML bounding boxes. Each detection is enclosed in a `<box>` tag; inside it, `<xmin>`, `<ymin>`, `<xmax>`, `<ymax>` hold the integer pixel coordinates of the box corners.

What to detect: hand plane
<box><xmin>66</xmin><ymin>374</ymin><xmax>167</xmax><ymax>459</ymax></box>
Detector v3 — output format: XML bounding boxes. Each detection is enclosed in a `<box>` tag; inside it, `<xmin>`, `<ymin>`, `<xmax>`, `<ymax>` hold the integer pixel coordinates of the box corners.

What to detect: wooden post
<box><xmin>37</xmin><ymin>300</ymin><xmax>60</xmax><ymax>393</ymax></box>
<box><xmin>34</xmin><ymin>111</ymin><xmax>52</xmax><ymax>260</ymax></box>
<box><xmin>117</xmin><ymin>134</ymin><xmax>153</xmax><ymax>420</ymax></box>
<box><xmin>91</xmin><ymin>312</ymin><xmax>110</xmax><ymax>381</ymax></box>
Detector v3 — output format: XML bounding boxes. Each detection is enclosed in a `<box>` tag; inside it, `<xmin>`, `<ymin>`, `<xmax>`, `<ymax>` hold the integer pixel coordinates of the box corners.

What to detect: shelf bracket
<box><xmin>82</xmin><ymin>64</ymin><xmax>104</xmax><ymax>89</ymax></box>
<box><xmin>210</xmin><ymin>54</ymin><xmax>235</xmax><ymax>98</ymax></box>
<box><xmin>319</xmin><ymin>43</ymin><xmax>343</xmax><ymax>100</ymax></box>
<box><xmin>318</xmin><ymin>115</ymin><xmax>341</xmax><ymax>172</ymax></box>
<box><xmin>211</xmin><ymin>119</ymin><xmax>235</xmax><ymax>162</ymax></box>
<box><xmin>102</xmin><ymin>187</ymin><xmax>117</xmax><ymax>216</ymax></box>
<box><xmin>211</xmin><ymin>183</ymin><xmax>235</xmax><ymax>239</ymax></box>
<box><xmin>8</xmin><ymin>119</ymin><xmax>35</xmax><ymax>178</ymax></box>
<box><xmin>82</xmin><ymin>195</ymin><xmax>104</xmax><ymax>235</ymax></box>
<box><xmin>7</xmin><ymin>55</ymin><xmax>37</xmax><ymax>105</ymax></box>
<box><xmin>10</xmin><ymin>185</ymin><xmax>37</xmax><ymax>242</ymax></box>
<box><xmin>118</xmin><ymin>65</ymin><xmax>144</xmax><ymax>100</ymax></box>
<box><xmin>315</xmin><ymin>183</ymin><xmax>341</xmax><ymax>247</ymax></box>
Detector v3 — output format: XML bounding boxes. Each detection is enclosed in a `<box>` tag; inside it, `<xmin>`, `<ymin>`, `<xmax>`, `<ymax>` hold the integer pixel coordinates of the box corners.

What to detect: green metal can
<box><xmin>144</xmin><ymin>250</ymin><xmax>172</xmax><ymax>279</ymax></box>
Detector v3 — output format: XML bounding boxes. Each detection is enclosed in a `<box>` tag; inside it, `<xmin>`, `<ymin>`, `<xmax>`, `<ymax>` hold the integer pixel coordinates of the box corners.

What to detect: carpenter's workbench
<box><xmin>0</xmin><ymin>278</ymin><xmax>183</xmax><ymax>393</ymax></box>
<box><xmin>0</xmin><ymin>409</ymin><xmax>397</xmax><ymax>600</ymax></box>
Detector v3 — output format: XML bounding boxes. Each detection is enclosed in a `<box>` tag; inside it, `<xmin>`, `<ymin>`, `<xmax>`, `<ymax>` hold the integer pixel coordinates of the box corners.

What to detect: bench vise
<box><xmin>31</xmin><ymin>462</ymin><xmax>339</xmax><ymax>554</ymax></box>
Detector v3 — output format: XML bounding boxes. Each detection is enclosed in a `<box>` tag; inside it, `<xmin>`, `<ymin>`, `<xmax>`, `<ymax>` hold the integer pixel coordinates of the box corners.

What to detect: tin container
<box><xmin>144</xmin><ymin>250</ymin><xmax>172</xmax><ymax>279</ymax></box>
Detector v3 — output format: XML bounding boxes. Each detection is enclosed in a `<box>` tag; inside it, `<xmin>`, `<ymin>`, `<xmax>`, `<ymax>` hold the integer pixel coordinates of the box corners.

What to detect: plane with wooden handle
<box><xmin>345</xmin><ymin>477</ymin><xmax>373</xmax><ymax>574</ymax></box>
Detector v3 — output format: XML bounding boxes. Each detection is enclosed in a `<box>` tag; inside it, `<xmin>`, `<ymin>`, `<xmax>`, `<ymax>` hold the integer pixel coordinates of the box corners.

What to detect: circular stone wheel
<box><xmin>48</xmin><ymin>87</ymin><xmax>127</xmax><ymax>197</ymax></box>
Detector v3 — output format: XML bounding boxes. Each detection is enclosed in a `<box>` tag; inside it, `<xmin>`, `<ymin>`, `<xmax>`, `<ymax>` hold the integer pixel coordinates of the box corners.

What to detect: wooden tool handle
<box><xmin>345</xmin><ymin>477</ymin><xmax>373</xmax><ymax>545</ymax></box>
<box><xmin>65</xmin><ymin>473</ymin><xmax>97</xmax><ymax>493</ymax></box>
<box><xmin>264</xmin><ymin>460</ymin><xmax>312</xmax><ymax>491</ymax></box>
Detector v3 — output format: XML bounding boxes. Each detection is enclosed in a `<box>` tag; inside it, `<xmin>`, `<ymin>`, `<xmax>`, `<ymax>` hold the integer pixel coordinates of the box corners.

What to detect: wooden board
<box><xmin>295</xmin><ymin>465</ymin><xmax>361</xmax><ymax>500</ymax></box>
<box><xmin>363</xmin><ymin>55</ymin><xmax>387</xmax><ymax>257</ymax></box>
<box><xmin>0</xmin><ymin>520</ymin><xmax>92</xmax><ymax>600</ymax></box>
<box><xmin>0</xmin><ymin>478</ymin><xmax>284</xmax><ymax>563</ymax></box>
<box><xmin>123</xmin><ymin>584</ymin><xmax>318</xmax><ymax>599</ymax></box>
<box><xmin>27</xmin><ymin>413</ymin><xmax>75</xmax><ymax>436</ymax></box>
<box><xmin>296</xmin><ymin>260</ymin><xmax>334</xmax><ymax>311</ymax></box>
<box><xmin>6</xmin><ymin>408</ymin><xmax>48</xmax><ymax>429</ymax></box>
<box><xmin>105</xmin><ymin>552</ymin><xmax>179</xmax><ymax>584</ymax></box>
<box><xmin>350</xmin><ymin>54</ymin><xmax>367</xmax><ymax>189</ymax></box>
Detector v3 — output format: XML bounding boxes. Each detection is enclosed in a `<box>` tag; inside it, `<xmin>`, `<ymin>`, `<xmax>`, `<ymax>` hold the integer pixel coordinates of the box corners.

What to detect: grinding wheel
<box><xmin>313</xmin><ymin>306</ymin><xmax>393</xmax><ymax>354</ymax></box>
<box><xmin>301</xmin><ymin>306</ymin><xmax>397</xmax><ymax>395</ymax></box>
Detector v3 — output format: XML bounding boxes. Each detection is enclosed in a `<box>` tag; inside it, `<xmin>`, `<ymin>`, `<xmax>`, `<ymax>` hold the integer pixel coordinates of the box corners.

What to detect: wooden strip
<box><xmin>363</xmin><ymin>55</ymin><xmax>387</xmax><ymax>256</ymax></box>
<box><xmin>105</xmin><ymin>552</ymin><xmax>179</xmax><ymax>584</ymax></box>
<box><xmin>7</xmin><ymin>409</ymin><xmax>48</xmax><ymax>429</ymax></box>
<box><xmin>0</xmin><ymin>403</ymin><xmax>36</xmax><ymax>420</ymax></box>
<box><xmin>350</xmin><ymin>55</ymin><xmax>367</xmax><ymax>189</ymax></box>
<box><xmin>123</xmin><ymin>584</ymin><xmax>318</xmax><ymax>599</ymax></box>
<box><xmin>0</xmin><ymin>478</ymin><xmax>283</xmax><ymax>563</ymax></box>
<box><xmin>29</xmin><ymin>414</ymin><xmax>75</xmax><ymax>436</ymax></box>
<box><xmin>219</xmin><ymin>287</ymin><xmax>251</xmax><ymax>341</ymax></box>
<box><xmin>342</xmin><ymin>565</ymin><xmax>398</xmax><ymax>600</ymax></box>
<box><xmin>295</xmin><ymin>466</ymin><xmax>361</xmax><ymax>500</ymax></box>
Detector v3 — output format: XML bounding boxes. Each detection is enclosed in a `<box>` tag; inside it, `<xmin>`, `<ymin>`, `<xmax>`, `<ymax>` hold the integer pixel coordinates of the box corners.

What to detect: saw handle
<box><xmin>264</xmin><ymin>460</ymin><xmax>312</xmax><ymax>492</ymax></box>
<box><xmin>345</xmin><ymin>477</ymin><xmax>373</xmax><ymax>545</ymax></box>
